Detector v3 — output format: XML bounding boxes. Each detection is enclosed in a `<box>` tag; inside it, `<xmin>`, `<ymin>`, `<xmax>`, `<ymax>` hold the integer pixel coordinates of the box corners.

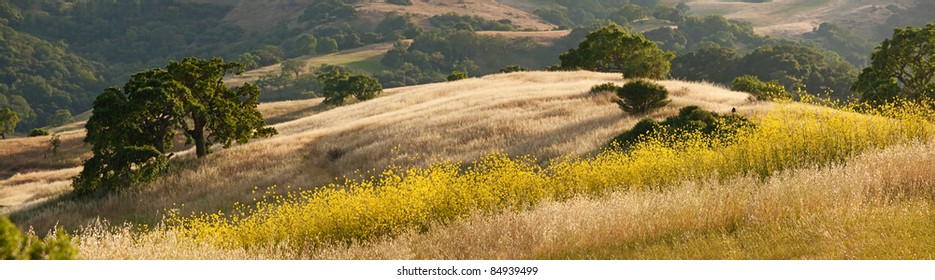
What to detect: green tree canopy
<box><xmin>316</xmin><ymin>65</ymin><xmax>383</xmax><ymax>105</ymax></box>
<box><xmin>295</xmin><ymin>34</ymin><xmax>318</xmax><ymax>56</ymax></box>
<box><xmin>299</xmin><ymin>0</ymin><xmax>357</xmax><ymax>27</ymax></box>
<box><xmin>0</xmin><ymin>107</ymin><xmax>18</xmax><ymax>139</ymax></box>
<box><xmin>166</xmin><ymin>57</ymin><xmax>277</xmax><ymax>158</ymax></box>
<box><xmin>282</xmin><ymin>59</ymin><xmax>306</xmax><ymax>80</ymax></box>
<box><xmin>614</xmin><ymin>79</ymin><xmax>671</xmax><ymax>114</ymax></box>
<box><xmin>738</xmin><ymin>42</ymin><xmax>857</xmax><ymax>99</ymax></box>
<box><xmin>377</xmin><ymin>13</ymin><xmax>423</xmax><ymax>40</ymax></box>
<box><xmin>560</xmin><ymin>24</ymin><xmax>674</xmax><ymax>79</ymax></box>
<box><xmin>853</xmin><ymin>23</ymin><xmax>935</xmax><ymax>105</ymax></box>
<box><xmin>74</xmin><ymin>57</ymin><xmax>276</xmax><ymax>195</ymax></box>
<box><xmin>671</xmin><ymin>45</ymin><xmax>739</xmax><ymax>84</ymax></box>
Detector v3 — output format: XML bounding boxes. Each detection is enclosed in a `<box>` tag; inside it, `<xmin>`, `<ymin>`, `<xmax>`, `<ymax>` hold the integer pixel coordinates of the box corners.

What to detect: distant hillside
<box><xmin>670</xmin><ymin>0</ymin><xmax>916</xmax><ymax>38</ymax></box>
<box><xmin>0</xmin><ymin>24</ymin><xmax>105</xmax><ymax>130</ymax></box>
<box><xmin>182</xmin><ymin>0</ymin><xmax>555</xmax><ymax>32</ymax></box>
<box><xmin>4</xmin><ymin>71</ymin><xmax>756</xmax><ymax>230</ymax></box>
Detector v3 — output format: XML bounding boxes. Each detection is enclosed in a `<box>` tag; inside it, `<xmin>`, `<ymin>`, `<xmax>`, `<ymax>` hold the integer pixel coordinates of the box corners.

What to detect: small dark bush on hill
<box><xmin>611</xmin><ymin>106</ymin><xmax>754</xmax><ymax>149</ymax></box>
<box><xmin>614</xmin><ymin>80</ymin><xmax>670</xmax><ymax>114</ymax></box>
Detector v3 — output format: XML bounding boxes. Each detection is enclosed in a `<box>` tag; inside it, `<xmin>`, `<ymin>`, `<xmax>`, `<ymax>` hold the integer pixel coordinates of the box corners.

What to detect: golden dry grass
<box><xmin>0</xmin><ymin>130</ymin><xmax>88</xmax><ymax>179</ymax></box>
<box><xmin>73</xmin><ymin>140</ymin><xmax>935</xmax><ymax>259</ymax></box>
<box><xmin>7</xmin><ymin>71</ymin><xmax>754</xmax><ymax>232</ymax></box>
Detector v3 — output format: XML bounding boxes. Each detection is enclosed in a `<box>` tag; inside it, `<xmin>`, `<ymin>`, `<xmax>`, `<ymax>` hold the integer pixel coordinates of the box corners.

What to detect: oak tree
<box><xmin>0</xmin><ymin>107</ymin><xmax>18</xmax><ymax>139</ymax></box>
<box><xmin>560</xmin><ymin>24</ymin><xmax>675</xmax><ymax>79</ymax></box>
<box><xmin>74</xmin><ymin>57</ymin><xmax>276</xmax><ymax>195</ymax></box>
<box><xmin>853</xmin><ymin>23</ymin><xmax>935</xmax><ymax>105</ymax></box>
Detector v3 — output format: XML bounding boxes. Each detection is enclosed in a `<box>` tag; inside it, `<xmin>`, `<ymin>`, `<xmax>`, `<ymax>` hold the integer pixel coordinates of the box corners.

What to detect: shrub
<box><xmin>387</xmin><ymin>0</ymin><xmax>412</xmax><ymax>5</ymax></box>
<box><xmin>349</xmin><ymin>75</ymin><xmax>383</xmax><ymax>101</ymax></box>
<box><xmin>0</xmin><ymin>217</ymin><xmax>77</xmax><ymax>260</ymax></box>
<box><xmin>615</xmin><ymin>79</ymin><xmax>671</xmax><ymax>114</ymax></box>
<box><xmin>28</xmin><ymin>128</ymin><xmax>49</xmax><ymax>137</ymax></box>
<box><xmin>731</xmin><ymin>75</ymin><xmax>790</xmax><ymax>101</ymax></box>
<box><xmin>498</xmin><ymin>65</ymin><xmax>528</xmax><ymax>74</ymax></box>
<box><xmin>447</xmin><ymin>71</ymin><xmax>468</xmax><ymax>81</ymax></box>
<box><xmin>590</xmin><ymin>82</ymin><xmax>621</xmax><ymax>94</ymax></box>
<box><xmin>318</xmin><ymin>66</ymin><xmax>383</xmax><ymax>105</ymax></box>
<box><xmin>611</xmin><ymin>106</ymin><xmax>754</xmax><ymax>148</ymax></box>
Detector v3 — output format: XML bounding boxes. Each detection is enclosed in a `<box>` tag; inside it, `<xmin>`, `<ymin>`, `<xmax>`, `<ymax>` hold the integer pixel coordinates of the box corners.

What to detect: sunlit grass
<box><xmin>164</xmin><ymin>100</ymin><xmax>935</xmax><ymax>254</ymax></box>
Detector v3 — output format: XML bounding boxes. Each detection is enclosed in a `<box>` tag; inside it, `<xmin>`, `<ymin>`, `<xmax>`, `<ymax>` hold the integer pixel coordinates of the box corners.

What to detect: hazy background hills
<box><xmin>1</xmin><ymin>0</ymin><xmax>932</xmax><ymax>131</ymax></box>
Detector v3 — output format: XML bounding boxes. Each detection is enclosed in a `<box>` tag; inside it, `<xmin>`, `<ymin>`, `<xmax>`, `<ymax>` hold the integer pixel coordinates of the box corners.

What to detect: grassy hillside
<box><xmin>664</xmin><ymin>0</ymin><xmax>915</xmax><ymax>37</ymax></box>
<box><xmin>4</xmin><ymin>71</ymin><xmax>753</xmax><ymax>230</ymax></box>
<box><xmin>5</xmin><ymin>71</ymin><xmax>935</xmax><ymax>259</ymax></box>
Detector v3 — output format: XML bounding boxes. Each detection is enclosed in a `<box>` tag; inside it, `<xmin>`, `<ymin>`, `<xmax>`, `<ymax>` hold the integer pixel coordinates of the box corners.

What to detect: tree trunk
<box><xmin>192</xmin><ymin>118</ymin><xmax>208</xmax><ymax>158</ymax></box>
<box><xmin>154</xmin><ymin>138</ymin><xmax>165</xmax><ymax>154</ymax></box>
<box><xmin>154</xmin><ymin>129</ymin><xmax>166</xmax><ymax>154</ymax></box>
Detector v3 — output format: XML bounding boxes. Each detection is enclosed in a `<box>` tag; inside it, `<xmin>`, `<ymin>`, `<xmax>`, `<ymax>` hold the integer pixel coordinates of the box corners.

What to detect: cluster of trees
<box><xmin>428</xmin><ymin>13</ymin><xmax>516</xmax><ymax>31</ymax></box>
<box><xmin>671</xmin><ymin>43</ymin><xmax>858</xmax><ymax>99</ymax></box>
<box><xmin>803</xmin><ymin>23</ymin><xmax>875</xmax><ymax>67</ymax></box>
<box><xmin>73</xmin><ymin>57</ymin><xmax>276</xmax><ymax>195</ymax></box>
<box><xmin>376</xmin><ymin>29</ymin><xmax>548</xmax><ymax>87</ymax></box>
<box><xmin>532</xmin><ymin>0</ymin><xmax>662</xmax><ymax>29</ymax></box>
<box><xmin>10</xmin><ymin>0</ymin><xmax>243</xmax><ymax>80</ymax></box>
<box><xmin>299</xmin><ymin>0</ymin><xmax>357</xmax><ymax>27</ymax></box>
<box><xmin>852</xmin><ymin>23</ymin><xmax>935</xmax><ymax>105</ymax></box>
<box><xmin>0</xmin><ymin>22</ymin><xmax>104</xmax><ymax>131</ymax></box>
<box><xmin>643</xmin><ymin>14</ymin><xmax>760</xmax><ymax>54</ymax></box>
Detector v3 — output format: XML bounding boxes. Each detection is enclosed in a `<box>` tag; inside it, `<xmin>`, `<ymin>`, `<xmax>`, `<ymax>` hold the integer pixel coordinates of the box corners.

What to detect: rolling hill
<box><xmin>667</xmin><ymin>0</ymin><xmax>915</xmax><ymax>38</ymax></box>
<box><xmin>3</xmin><ymin>71</ymin><xmax>757</xmax><ymax>231</ymax></box>
<box><xmin>4</xmin><ymin>70</ymin><xmax>934</xmax><ymax>260</ymax></box>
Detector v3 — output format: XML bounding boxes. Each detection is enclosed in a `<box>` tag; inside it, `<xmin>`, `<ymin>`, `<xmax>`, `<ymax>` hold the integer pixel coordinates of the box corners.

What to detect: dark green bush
<box><xmin>615</xmin><ymin>79</ymin><xmax>671</xmax><ymax>114</ymax></box>
<box><xmin>0</xmin><ymin>217</ymin><xmax>77</xmax><ymax>260</ymax></box>
<box><xmin>590</xmin><ymin>82</ymin><xmax>621</xmax><ymax>94</ymax></box>
<box><xmin>498</xmin><ymin>65</ymin><xmax>528</xmax><ymax>74</ymax></box>
<box><xmin>28</xmin><ymin>128</ymin><xmax>49</xmax><ymax>137</ymax></box>
<box><xmin>447</xmin><ymin>71</ymin><xmax>469</xmax><ymax>81</ymax></box>
<box><xmin>611</xmin><ymin>105</ymin><xmax>755</xmax><ymax>149</ymax></box>
<box><xmin>731</xmin><ymin>75</ymin><xmax>791</xmax><ymax>101</ymax></box>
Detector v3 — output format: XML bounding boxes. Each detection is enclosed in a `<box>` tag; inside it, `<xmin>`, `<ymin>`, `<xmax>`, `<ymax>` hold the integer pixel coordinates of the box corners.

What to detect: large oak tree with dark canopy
<box><xmin>73</xmin><ymin>57</ymin><xmax>276</xmax><ymax>195</ymax></box>
<box><xmin>853</xmin><ymin>23</ymin><xmax>935</xmax><ymax>105</ymax></box>
<box><xmin>559</xmin><ymin>24</ymin><xmax>674</xmax><ymax>79</ymax></box>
